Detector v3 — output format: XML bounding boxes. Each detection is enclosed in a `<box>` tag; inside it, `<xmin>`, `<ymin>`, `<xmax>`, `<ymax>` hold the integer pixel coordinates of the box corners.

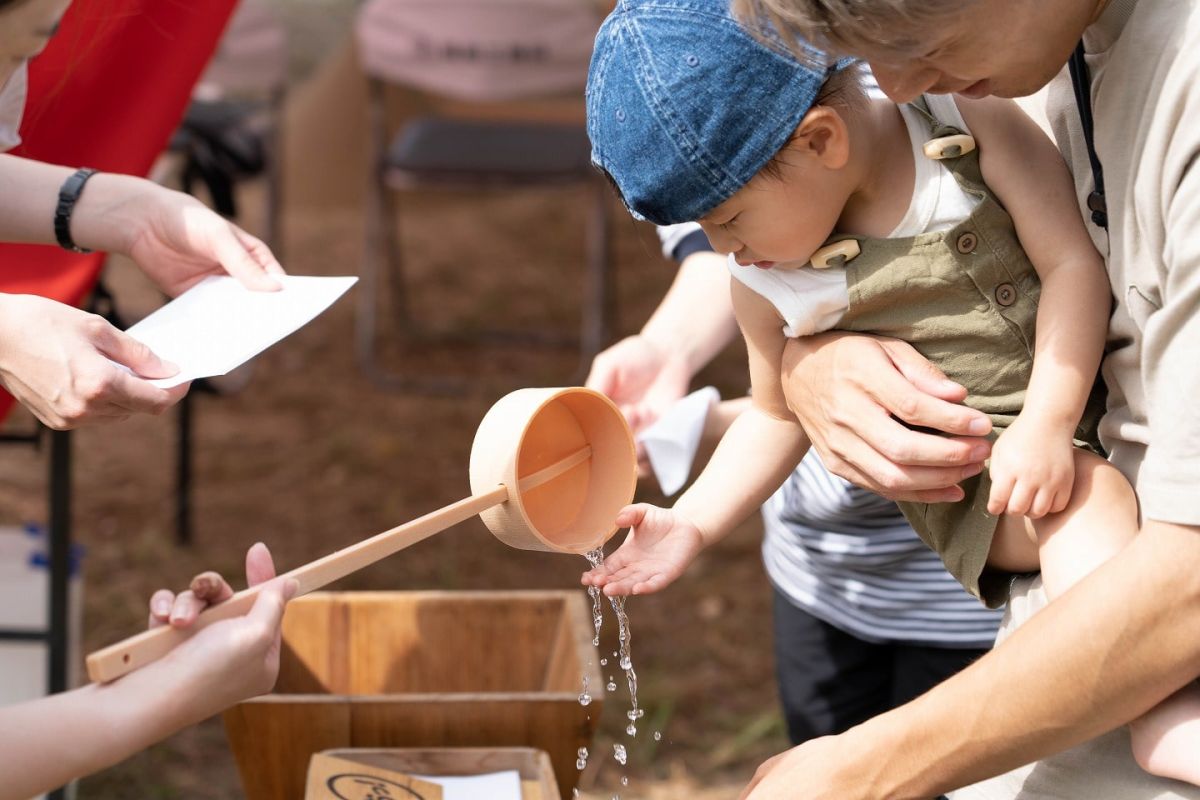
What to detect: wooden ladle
<box><xmin>86</xmin><ymin>387</ymin><xmax>636</xmax><ymax>683</ymax></box>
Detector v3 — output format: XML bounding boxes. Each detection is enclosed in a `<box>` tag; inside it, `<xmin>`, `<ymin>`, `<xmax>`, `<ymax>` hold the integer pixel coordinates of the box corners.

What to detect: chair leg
<box><xmin>176</xmin><ymin>390</ymin><xmax>193</xmax><ymax>546</ymax></box>
<box><xmin>579</xmin><ymin>177</ymin><xmax>615</xmax><ymax>372</ymax></box>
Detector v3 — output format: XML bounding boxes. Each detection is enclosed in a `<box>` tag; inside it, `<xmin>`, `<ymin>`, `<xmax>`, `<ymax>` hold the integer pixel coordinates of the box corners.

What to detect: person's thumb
<box><xmin>213</xmin><ymin>226</ymin><xmax>282</xmax><ymax>292</ymax></box>
<box><xmin>614</xmin><ymin>503</ymin><xmax>648</xmax><ymax>529</ymax></box>
<box><xmin>879</xmin><ymin>338</ymin><xmax>966</xmax><ymax>402</ymax></box>
<box><xmin>248</xmin><ymin>577</ymin><xmax>297</xmax><ymax>630</ymax></box>
<box><xmin>93</xmin><ymin>324</ymin><xmax>178</xmax><ymax>379</ymax></box>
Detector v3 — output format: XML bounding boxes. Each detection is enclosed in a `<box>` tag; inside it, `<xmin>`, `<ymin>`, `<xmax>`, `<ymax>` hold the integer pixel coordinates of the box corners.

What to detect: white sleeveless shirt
<box><xmin>730</xmin><ymin>93</ymin><xmax>981</xmax><ymax>338</ymax></box>
<box><xmin>0</xmin><ymin>61</ymin><xmax>29</xmax><ymax>153</ymax></box>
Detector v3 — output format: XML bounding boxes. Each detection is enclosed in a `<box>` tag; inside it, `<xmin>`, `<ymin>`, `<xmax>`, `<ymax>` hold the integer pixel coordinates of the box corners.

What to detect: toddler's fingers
<box><xmin>1028</xmin><ymin>488</ymin><xmax>1054</xmax><ymax>519</ymax></box>
<box><xmin>631</xmin><ymin>574</ymin><xmax>672</xmax><ymax>595</ymax></box>
<box><xmin>169</xmin><ymin>589</ymin><xmax>207</xmax><ymax>628</ymax></box>
<box><xmin>987</xmin><ymin>474</ymin><xmax>1015</xmax><ymax>516</ymax></box>
<box><xmin>614</xmin><ymin>503</ymin><xmax>650</xmax><ymax>529</ymax></box>
<box><xmin>1049</xmin><ymin>487</ymin><xmax>1070</xmax><ymax>515</ymax></box>
<box><xmin>190</xmin><ymin>571</ymin><xmax>234</xmax><ymax>604</ymax></box>
<box><xmin>1005</xmin><ymin>482</ymin><xmax>1035</xmax><ymax>517</ymax></box>
<box><xmin>148</xmin><ymin>589</ymin><xmax>175</xmax><ymax>629</ymax></box>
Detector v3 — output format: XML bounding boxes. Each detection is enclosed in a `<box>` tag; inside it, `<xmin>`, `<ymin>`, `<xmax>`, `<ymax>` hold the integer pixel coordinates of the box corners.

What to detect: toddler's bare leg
<box><xmin>1027</xmin><ymin>450</ymin><xmax>1200</xmax><ymax>785</ymax></box>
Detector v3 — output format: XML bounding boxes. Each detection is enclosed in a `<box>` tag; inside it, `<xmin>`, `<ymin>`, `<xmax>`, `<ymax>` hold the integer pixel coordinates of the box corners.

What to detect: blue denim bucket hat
<box><xmin>587</xmin><ymin>0</ymin><xmax>839</xmax><ymax>225</ymax></box>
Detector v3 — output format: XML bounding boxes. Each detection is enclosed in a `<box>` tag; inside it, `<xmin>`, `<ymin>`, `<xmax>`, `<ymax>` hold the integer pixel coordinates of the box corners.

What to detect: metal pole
<box><xmin>47</xmin><ymin>428</ymin><xmax>71</xmax><ymax>800</ymax></box>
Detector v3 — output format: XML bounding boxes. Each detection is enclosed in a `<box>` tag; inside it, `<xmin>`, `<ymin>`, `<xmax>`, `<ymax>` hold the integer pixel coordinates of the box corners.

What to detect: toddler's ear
<box><xmin>793</xmin><ymin>107</ymin><xmax>851</xmax><ymax>170</ymax></box>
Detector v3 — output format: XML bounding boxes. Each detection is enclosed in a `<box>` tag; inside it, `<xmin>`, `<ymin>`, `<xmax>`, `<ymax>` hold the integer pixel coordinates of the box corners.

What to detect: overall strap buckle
<box><xmin>923</xmin><ymin>134</ymin><xmax>976</xmax><ymax>160</ymax></box>
<box><xmin>810</xmin><ymin>240</ymin><xmax>861</xmax><ymax>269</ymax></box>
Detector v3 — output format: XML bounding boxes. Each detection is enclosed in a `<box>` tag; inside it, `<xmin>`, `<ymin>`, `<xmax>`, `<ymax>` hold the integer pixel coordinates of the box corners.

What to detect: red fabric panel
<box><xmin>0</xmin><ymin>0</ymin><xmax>240</xmax><ymax>421</ymax></box>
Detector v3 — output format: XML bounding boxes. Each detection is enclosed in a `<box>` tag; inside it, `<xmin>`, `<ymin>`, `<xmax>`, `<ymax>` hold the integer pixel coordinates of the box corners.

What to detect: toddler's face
<box><xmin>0</xmin><ymin>0</ymin><xmax>70</xmax><ymax>87</ymax></box>
<box><xmin>697</xmin><ymin>149</ymin><xmax>847</xmax><ymax>271</ymax></box>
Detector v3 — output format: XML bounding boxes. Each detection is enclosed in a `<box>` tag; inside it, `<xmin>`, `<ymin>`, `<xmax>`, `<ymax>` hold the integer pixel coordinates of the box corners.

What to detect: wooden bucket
<box><xmin>224</xmin><ymin>591</ymin><xmax>601</xmax><ymax>800</ymax></box>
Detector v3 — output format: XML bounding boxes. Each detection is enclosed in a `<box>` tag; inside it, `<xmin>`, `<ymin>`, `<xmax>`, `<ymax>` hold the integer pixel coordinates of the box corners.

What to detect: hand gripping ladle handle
<box><xmin>85</xmin><ymin>445</ymin><xmax>593</xmax><ymax>684</ymax></box>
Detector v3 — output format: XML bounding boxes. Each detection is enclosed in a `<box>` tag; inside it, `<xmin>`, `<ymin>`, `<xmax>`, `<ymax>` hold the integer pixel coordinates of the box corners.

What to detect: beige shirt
<box><xmin>954</xmin><ymin>1</ymin><xmax>1200</xmax><ymax>798</ymax></box>
<box><xmin>1045</xmin><ymin>0</ymin><xmax>1200</xmax><ymax>525</ymax></box>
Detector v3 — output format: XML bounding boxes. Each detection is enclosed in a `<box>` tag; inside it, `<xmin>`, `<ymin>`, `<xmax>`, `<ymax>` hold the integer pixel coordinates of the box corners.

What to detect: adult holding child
<box><xmin>587</xmin><ymin>222</ymin><xmax>1001</xmax><ymax>747</ymax></box>
<box><xmin>722</xmin><ymin>0</ymin><xmax>1200</xmax><ymax>798</ymax></box>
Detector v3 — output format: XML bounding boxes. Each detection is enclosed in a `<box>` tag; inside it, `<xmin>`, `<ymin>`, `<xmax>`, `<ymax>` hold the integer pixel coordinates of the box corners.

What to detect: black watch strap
<box><xmin>54</xmin><ymin>167</ymin><xmax>99</xmax><ymax>253</ymax></box>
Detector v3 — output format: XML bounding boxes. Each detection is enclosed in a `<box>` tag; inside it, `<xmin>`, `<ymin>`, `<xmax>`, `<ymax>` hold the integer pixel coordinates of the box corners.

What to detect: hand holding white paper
<box><xmin>637</xmin><ymin>386</ymin><xmax>720</xmax><ymax>496</ymax></box>
<box><xmin>121</xmin><ymin>275</ymin><xmax>357</xmax><ymax>388</ymax></box>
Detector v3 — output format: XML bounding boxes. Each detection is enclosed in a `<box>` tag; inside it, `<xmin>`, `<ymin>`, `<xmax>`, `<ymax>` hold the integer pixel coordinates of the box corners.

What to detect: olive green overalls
<box><xmin>817</xmin><ymin>98</ymin><xmax>1104</xmax><ymax>607</ymax></box>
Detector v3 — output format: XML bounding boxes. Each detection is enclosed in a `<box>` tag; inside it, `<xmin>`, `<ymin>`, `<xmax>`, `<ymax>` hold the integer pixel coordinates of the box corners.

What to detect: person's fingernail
<box><xmin>162</xmin><ymin>360</ymin><xmax>181</xmax><ymax>375</ymax></box>
<box><xmin>962</xmin><ymin>462</ymin><xmax>984</xmax><ymax>478</ymax></box>
<box><xmin>154</xmin><ymin>599</ymin><xmax>170</xmax><ymax>615</ymax></box>
<box><xmin>969</xmin><ymin>444</ymin><xmax>990</xmax><ymax>461</ymax></box>
<box><xmin>941</xmin><ymin>379</ymin><xmax>961</xmax><ymax>392</ymax></box>
<box><xmin>968</xmin><ymin>418</ymin><xmax>991</xmax><ymax>435</ymax></box>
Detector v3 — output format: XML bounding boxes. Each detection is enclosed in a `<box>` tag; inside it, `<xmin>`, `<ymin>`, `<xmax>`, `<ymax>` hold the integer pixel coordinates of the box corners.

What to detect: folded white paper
<box><xmin>122</xmin><ymin>275</ymin><xmax>357</xmax><ymax>388</ymax></box>
<box><xmin>413</xmin><ymin>770</ymin><xmax>523</xmax><ymax>800</ymax></box>
<box><xmin>638</xmin><ymin>386</ymin><xmax>720</xmax><ymax>496</ymax></box>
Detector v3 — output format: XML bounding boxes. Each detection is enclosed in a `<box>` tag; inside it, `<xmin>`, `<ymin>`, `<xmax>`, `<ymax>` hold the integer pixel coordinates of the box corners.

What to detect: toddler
<box><xmin>582</xmin><ymin>0</ymin><xmax>1200</xmax><ymax>784</ymax></box>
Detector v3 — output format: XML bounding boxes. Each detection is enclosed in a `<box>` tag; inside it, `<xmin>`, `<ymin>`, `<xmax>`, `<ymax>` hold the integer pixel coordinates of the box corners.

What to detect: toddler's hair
<box><xmin>732</xmin><ymin>0</ymin><xmax>967</xmax><ymax>58</ymax></box>
<box><xmin>759</xmin><ymin>61</ymin><xmax>866</xmax><ymax>181</ymax></box>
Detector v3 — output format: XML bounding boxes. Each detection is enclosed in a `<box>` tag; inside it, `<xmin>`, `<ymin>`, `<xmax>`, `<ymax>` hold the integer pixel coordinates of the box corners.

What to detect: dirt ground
<box><xmin>0</xmin><ymin>10</ymin><xmax>793</xmax><ymax>799</ymax></box>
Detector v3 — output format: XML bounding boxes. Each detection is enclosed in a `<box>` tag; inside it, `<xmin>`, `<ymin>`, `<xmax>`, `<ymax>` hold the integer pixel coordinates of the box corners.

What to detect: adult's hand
<box><xmin>78</xmin><ymin>179</ymin><xmax>284</xmax><ymax>297</ymax></box>
<box><xmin>0</xmin><ymin>294</ymin><xmax>185</xmax><ymax>429</ymax></box>
<box><xmin>738</xmin><ymin>736</ymin><xmax>868</xmax><ymax>800</ymax></box>
<box><xmin>781</xmin><ymin>332</ymin><xmax>993</xmax><ymax>503</ymax></box>
<box><xmin>152</xmin><ymin>542</ymin><xmax>297</xmax><ymax>712</ymax></box>
<box><xmin>586</xmin><ymin>334</ymin><xmax>692</xmax><ymax>434</ymax></box>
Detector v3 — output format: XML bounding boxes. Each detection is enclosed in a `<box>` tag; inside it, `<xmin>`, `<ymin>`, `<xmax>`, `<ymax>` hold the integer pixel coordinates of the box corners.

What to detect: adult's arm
<box><xmin>0</xmin><ymin>545</ymin><xmax>296</xmax><ymax>800</ymax></box>
<box><xmin>586</xmin><ymin>245</ymin><xmax>736</xmax><ymax>433</ymax></box>
<box><xmin>0</xmin><ymin>154</ymin><xmax>284</xmax><ymax>428</ymax></box>
<box><xmin>741</xmin><ymin>518</ymin><xmax>1200</xmax><ymax>799</ymax></box>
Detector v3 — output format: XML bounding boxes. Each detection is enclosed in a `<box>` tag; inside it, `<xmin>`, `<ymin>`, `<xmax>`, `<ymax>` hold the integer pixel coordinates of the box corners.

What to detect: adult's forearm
<box><xmin>830</xmin><ymin>519</ymin><xmax>1200</xmax><ymax>798</ymax></box>
<box><xmin>0</xmin><ymin>665</ymin><xmax>191</xmax><ymax>800</ymax></box>
<box><xmin>0</xmin><ymin>154</ymin><xmax>149</xmax><ymax>254</ymax></box>
<box><xmin>640</xmin><ymin>250</ymin><xmax>738</xmax><ymax>376</ymax></box>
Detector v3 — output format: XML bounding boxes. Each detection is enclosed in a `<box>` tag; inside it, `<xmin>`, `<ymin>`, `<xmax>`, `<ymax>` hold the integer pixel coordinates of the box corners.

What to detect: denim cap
<box><xmin>587</xmin><ymin>0</ymin><xmax>840</xmax><ymax>226</ymax></box>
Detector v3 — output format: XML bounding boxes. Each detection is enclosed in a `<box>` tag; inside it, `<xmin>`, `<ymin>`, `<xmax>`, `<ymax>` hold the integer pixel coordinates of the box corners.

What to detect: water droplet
<box><xmin>576</xmin><ymin>758</ymin><xmax>587</xmax><ymax>770</ymax></box>
<box><xmin>578</xmin><ymin>693</ymin><xmax>592</xmax><ymax>706</ymax></box>
<box><xmin>627</xmin><ymin>709</ymin><xmax>644</xmax><ymax>721</ymax></box>
<box><xmin>622</xmin><ymin>776</ymin><xmax>629</xmax><ymax>786</ymax></box>
<box><xmin>572</xmin><ymin>790</ymin><xmax>580</xmax><ymax>798</ymax></box>
<box><xmin>626</xmin><ymin>722</ymin><xmax>637</xmax><ymax>736</ymax></box>
<box><xmin>613</xmin><ymin>744</ymin><xmax>628</xmax><ymax>765</ymax></box>
<box><xmin>619</xmin><ymin>656</ymin><xmax>632</xmax><ymax>671</ymax></box>
<box><xmin>578</xmin><ymin>747</ymin><xmax>588</xmax><ymax>758</ymax></box>
<box><xmin>600</xmin><ymin>658</ymin><xmax>608</xmax><ymax>666</ymax></box>
<box><xmin>653</xmin><ymin>731</ymin><xmax>662</xmax><ymax>741</ymax></box>
<box><xmin>607</xmin><ymin>681</ymin><xmax>617</xmax><ymax>692</ymax></box>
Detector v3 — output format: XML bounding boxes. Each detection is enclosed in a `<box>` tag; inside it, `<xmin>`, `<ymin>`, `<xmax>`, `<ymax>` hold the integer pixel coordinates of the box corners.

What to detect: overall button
<box><xmin>995</xmin><ymin>282</ymin><xmax>1017</xmax><ymax>307</ymax></box>
<box><xmin>956</xmin><ymin>232</ymin><xmax>978</xmax><ymax>254</ymax></box>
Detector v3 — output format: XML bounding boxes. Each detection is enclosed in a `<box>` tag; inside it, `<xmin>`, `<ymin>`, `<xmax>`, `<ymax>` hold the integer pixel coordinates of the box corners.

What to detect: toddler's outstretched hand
<box><xmin>987</xmin><ymin>415</ymin><xmax>1075</xmax><ymax>518</ymax></box>
<box><xmin>581</xmin><ymin>503</ymin><xmax>705</xmax><ymax>596</ymax></box>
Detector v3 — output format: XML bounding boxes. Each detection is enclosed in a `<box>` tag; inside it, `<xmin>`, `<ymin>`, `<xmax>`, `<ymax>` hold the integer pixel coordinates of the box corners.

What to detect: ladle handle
<box><xmin>85</xmin><ymin>446</ymin><xmax>592</xmax><ymax>684</ymax></box>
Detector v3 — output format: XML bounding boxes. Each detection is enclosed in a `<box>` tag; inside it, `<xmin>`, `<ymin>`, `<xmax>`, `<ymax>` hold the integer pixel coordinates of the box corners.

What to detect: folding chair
<box><xmin>354</xmin><ymin>0</ymin><xmax>614</xmax><ymax>392</ymax></box>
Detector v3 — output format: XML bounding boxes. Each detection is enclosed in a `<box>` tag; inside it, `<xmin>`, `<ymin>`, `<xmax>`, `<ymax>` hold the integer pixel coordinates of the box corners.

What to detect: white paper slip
<box><xmin>123</xmin><ymin>275</ymin><xmax>357</xmax><ymax>388</ymax></box>
<box><xmin>638</xmin><ymin>386</ymin><xmax>720</xmax><ymax>496</ymax></box>
<box><xmin>413</xmin><ymin>770</ymin><xmax>523</xmax><ymax>800</ymax></box>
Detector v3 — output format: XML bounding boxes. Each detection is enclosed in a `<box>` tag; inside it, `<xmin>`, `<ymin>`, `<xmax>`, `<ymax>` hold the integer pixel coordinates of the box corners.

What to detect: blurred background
<box><xmin>0</xmin><ymin>1</ymin><xmax>785</xmax><ymax>797</ymax></box>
